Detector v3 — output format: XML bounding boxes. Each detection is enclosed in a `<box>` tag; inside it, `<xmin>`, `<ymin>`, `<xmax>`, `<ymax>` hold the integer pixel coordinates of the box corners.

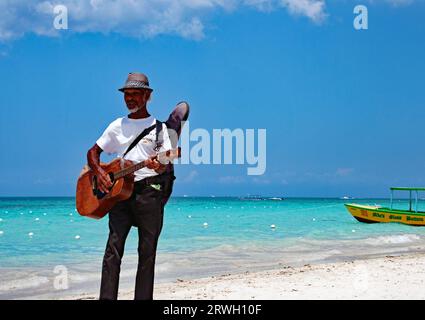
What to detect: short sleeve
<box><xmin>96</xmin><ymin>119</ymin><xmax>120</xmax><ymax>154</ymax></box>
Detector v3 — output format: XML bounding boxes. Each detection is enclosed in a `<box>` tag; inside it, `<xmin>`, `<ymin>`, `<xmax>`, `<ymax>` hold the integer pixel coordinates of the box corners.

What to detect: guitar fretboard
<box><xmin>112</xmin><ymin>148</ymin><xmax>180</xmax><ymax>180</ymax></box>
<box><xmin>114</xmin><ymin>161</ymin><xmax>146</xmax><ymax>180</ymax></box>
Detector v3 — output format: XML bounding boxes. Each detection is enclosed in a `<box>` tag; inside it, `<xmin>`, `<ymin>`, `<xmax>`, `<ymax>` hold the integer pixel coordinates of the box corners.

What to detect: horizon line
<box><xmin>0</xmin><ymin>195</ymin><xmax>398</xmax><ymax>200</ymax></box>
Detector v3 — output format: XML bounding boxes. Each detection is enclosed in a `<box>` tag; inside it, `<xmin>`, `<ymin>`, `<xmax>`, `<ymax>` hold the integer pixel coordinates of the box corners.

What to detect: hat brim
<box><xmin>119</xmin><ymin>87</ymin><xmax>153</xmax><ymax>92</ymax></box>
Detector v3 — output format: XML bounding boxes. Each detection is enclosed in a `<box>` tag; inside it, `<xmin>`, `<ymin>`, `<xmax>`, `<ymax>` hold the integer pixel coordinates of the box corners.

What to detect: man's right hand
<box><xmin>94</xmin><ymin>167</ymin><xmax>113</xmax><ymax>194</ymax></box>
<box><xmin>87</xmin><ymin>144</ymin><xmax>113</xmax><ymax>194</ymax></box>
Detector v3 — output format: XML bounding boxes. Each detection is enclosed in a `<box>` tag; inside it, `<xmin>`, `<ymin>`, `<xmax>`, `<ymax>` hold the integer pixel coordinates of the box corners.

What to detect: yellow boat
<box><xmin>345</xmin><ymin>187</ymin><xmax>425</xmax><ymax>226</ymax></box>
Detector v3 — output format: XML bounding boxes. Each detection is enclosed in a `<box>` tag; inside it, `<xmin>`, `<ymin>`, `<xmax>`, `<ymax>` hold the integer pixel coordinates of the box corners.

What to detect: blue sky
<box><xmin>0</xmin><ymin>0</ymin><xmax>424</xmax><ymax>197</ymax></box>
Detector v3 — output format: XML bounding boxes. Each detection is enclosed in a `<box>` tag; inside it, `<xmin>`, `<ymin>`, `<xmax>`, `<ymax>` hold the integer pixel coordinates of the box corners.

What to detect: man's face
<box><xmin>124</xmin><ymin>89</ymin><xmax>150</xmax><ymax>113</ymax></box>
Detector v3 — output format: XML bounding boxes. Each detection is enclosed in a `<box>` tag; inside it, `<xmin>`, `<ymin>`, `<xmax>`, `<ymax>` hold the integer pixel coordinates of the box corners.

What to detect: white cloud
<box><xmin>252</xmin><ymin>176</ymin><xmax>272</xmax><ymax>184</ymax></box>
<box><xmin>243</xmin><ymin>0</ymin><xmax>278</xmax><ymax>12</ymax></box>
<box><xmin>386</xmin><ymin>0</ymin><xmax>414</xmax><ymax>6</ymax></box>
<box><xmin>181</xmin><ymin>170</ymin><xmax>199</xmax><ymax>182</ymax></box>
<box><xmin>335</xmin><ymin>167</ymin><xmax>354</xmax><ymax>177</ymax></box>
<box><xmin>245</xmin><ymin>0</ymin><xmax>327</xmax><ymax>22</ymax></box>
<box><xmin>363</xmin><ymin>0</ymin><xmax>420</xmax><ymax>10</ymax></box>
<box><xmin>219</xmin><ymin>175</ymin><xmax>246</xmax><ymax>184</ymax></box>
<box><xmin>0</xmin><ymin>0</ymin><xmax>328</xmax><ymax>41</ymax></box>
<box><xmin>0</xmin><ymin>0</ymin><xmax>417</xmax><ymax>42</ymax></box>
<box><xmin>371</xmin><ymin>0</ymin><xmax>415</xmax><ymax>7</ymax></box>
<box><xmin>281</xmin><ymin>0</ymin><xmax>327</xmax><ymax>23</ymax></box>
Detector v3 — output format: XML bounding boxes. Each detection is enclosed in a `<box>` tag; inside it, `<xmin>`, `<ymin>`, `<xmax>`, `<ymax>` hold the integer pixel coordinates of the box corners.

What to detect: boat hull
<box><xmin>345</xmin><ymin>204</ymin><xmax>425</xmax><ymax>226</ymax></box>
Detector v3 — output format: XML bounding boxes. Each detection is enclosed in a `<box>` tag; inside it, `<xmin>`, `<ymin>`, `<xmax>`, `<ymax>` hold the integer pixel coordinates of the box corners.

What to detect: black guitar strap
<box><xmin>122</xmin><ymin>120</ymin><xmax>163</xmax><ymax>158</ymax></box>
<box><xmin>154</xmin><ymin>119</ymin><xmax>163</xmax><ymax>152</ymax></box>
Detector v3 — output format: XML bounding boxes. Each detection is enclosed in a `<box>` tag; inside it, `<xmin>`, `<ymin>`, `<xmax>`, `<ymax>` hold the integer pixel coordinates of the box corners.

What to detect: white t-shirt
<box><xmin>96</xmin><ymin>116</ymin><xmax>172</xmax><ymax>181</ymax></box>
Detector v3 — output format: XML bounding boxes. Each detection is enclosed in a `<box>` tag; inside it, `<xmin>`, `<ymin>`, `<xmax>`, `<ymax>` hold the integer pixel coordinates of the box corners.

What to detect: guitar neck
<box><xmin>113</xmin><ymin>161</ymin><xmax>146</xmax><ymax>180</ymax></box>
<box><xmin>112</xmin><ymin>148</ymin><xmax>180</xmax><ymax>180</ymax></box>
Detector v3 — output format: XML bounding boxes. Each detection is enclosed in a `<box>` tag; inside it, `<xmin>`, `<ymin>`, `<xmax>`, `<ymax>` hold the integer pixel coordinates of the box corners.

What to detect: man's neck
<box><xmin>128</xmin><ymin>106</ymin><xmax>150</xmax><ymax>119</ymax></box>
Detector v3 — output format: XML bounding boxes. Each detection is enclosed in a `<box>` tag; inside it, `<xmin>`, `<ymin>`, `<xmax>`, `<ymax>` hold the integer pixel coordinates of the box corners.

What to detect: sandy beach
<box><xmin>70</xmin><ymin>252</ymin><xmax>425</xmax><ymax>300</ymax></box>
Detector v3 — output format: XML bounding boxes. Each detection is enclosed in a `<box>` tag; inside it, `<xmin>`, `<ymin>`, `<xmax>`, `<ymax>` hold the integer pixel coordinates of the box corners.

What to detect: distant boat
<box><xmin>345</xmin><ymin>187</ymin><xmax>425</xmax><ymax>226</ymax></box>
<box><xmin>240</xmin><ymin>195</ymin><xmax>284</xmax><ymax>201</ymax></box>
<box><xmin>269</xmin><ymin>197</ymin><xmax>284</xmax><ymax>201</ymax></box>
<box><xmin>240</xmin><ymin>195</ymin><xmax>265</xmax><ymax>201</ymax></box>
<box><xmin>340</xmin><ymin>196</ymin><xmax>354</xmax><ymax>200</ymax></box>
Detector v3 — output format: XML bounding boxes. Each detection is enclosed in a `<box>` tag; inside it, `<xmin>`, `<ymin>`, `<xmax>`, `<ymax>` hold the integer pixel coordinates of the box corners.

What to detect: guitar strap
<box><xmin>154</xmin><ymin>119</ymin><xmax>163</xmax><ymax>152</ymax></box>
<box><xmin>122</xmin><ymin>120</ymin><xmax>163</xmax><ymax>158</ymax></box>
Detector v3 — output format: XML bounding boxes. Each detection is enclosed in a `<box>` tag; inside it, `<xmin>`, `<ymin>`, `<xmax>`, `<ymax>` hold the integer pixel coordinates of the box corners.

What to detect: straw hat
<box><xmin>118</xmin><ymin>72</ymin><xmax>153</xmax><ymax>92</ymax></box>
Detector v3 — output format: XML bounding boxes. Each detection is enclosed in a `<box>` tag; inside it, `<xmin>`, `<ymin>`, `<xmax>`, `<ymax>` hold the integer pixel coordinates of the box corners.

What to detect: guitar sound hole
<box><xmin>92</xmin><ymin>174</ymin><xmax>115</xmax><ymax>200</ymax></box>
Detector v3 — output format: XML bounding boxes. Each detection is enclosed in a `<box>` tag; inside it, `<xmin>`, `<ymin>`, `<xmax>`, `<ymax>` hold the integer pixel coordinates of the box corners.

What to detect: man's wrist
<box><xmin>155</xmin><ymin>165</ymin><xmax>166</xmax><ymax>174</ymax></box>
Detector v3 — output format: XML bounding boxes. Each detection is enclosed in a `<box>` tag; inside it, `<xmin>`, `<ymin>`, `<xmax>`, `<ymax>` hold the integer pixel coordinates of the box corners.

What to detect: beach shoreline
<box><xmin>3</xmin><ymin>197</ymin><xmax>425</xmax><ymax>300</ymax></box>
<box><xmin>66</xmin><ymin>251</ymin><xmax>425</xmax><ymax>300</ymax></box>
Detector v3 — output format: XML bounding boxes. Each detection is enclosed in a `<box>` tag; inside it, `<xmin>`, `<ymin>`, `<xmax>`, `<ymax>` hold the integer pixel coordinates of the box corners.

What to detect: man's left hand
<box><xmin>145</xmin><ymin>158</ymin><xmax>166</xmax><ymax>173</ymax></box>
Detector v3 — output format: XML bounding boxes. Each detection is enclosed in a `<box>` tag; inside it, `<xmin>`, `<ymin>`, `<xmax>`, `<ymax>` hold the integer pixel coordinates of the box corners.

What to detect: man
<box><xmin>87</xmin><ymin>72</ymin><xmax>176</xmax><ymax>300</ymax></box>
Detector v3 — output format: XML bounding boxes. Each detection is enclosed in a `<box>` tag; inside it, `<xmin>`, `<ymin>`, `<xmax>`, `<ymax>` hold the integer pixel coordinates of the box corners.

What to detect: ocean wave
<box><xmin>0</xmin><ymin>276</ymin><xmax>49</xmax><ymax>292</ymax></box>
<box><xmin>364</xmin><ymin>234</ymin><xmax>422</xmax><ymax>245</ymax></box>
<box><xmin>156</xmin><ymin>262</ymin><xmax>174</xmax><ymax>273</ymax></box>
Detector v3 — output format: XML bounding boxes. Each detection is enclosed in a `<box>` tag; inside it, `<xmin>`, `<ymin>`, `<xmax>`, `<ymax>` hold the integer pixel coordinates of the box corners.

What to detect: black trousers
<box><xmin>99</xmin><ymin>173</ymin><xmax>175</xmax><ymax>300</ymax></box>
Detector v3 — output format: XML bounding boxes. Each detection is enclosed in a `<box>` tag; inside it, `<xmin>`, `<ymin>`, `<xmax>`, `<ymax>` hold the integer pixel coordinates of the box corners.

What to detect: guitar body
<box><xmin>76</xmin><ymin>159</ymin><xmax>135</xmax><ymax>219</ymax></box>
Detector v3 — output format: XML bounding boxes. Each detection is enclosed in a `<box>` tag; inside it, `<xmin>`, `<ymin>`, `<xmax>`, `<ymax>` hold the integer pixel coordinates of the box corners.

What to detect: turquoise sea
<box><xmin>1</xmin><ymin>197</ymin><xmax>425</xmax><ymax>299</ymax></box>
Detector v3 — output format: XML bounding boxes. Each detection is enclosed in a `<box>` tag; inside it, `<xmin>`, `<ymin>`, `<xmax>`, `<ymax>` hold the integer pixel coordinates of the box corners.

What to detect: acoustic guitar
<box><xmin>76</xmin><ymin>148</ymin><xmax>181</xmax><ymax>219</ymax></box>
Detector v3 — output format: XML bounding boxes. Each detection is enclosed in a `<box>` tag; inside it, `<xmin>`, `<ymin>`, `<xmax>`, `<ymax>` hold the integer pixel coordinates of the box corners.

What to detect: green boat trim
<box><xmin>390</xmin><ymin>187</ymin><xmax>425</xmax><ymax>191</ymax></box>
<box><xmin>344</xmin><ymin>203</ymin><xmax>425</xmax><ymax>216</ymax></box>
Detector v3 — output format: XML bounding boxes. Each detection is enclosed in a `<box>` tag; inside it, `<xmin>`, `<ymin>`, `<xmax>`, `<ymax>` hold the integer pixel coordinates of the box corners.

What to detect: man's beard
<box><xmin>128</xmin><ymin>105</ymin><xmax>141</xmax><ymax>113</ymax></box>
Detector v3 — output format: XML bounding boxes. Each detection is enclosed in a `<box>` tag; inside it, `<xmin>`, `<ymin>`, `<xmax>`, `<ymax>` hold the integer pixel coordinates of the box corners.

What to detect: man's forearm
<box><xmin>87</xmin><ymin>144</ymin><xmax>103</xmax><ymax>172</ymax></box>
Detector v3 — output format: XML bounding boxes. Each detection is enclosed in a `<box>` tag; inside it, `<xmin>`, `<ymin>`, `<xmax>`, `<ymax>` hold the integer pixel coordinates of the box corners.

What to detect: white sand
<box><xmin>73</xmin><ymin>253</ymin><xmax>425</xmax><ymax>300</ymax></box>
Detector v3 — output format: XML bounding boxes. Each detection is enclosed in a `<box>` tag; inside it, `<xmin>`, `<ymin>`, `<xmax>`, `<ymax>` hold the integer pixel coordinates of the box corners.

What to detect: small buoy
<box><xmin>312</xmin><ymin>218</ymin><xmax>316</xmax><ymax>221</ymax></box>
<box><xmin>20</xmin><ymin>213</ymin><xmax>24</xmax><ymax>215</ymax></box>
<box><xmin>352</xmin><ymin>229</ymin><xmax>356</xmax><ymax>233</ymax></box>
<box><xmin>29</xmin><ymin>211</ymin><xmax>32</xmax><ymax>213</ymax></box>
<box><xmin>75</xmin><ymin>235</ymin><xmax>81</xmax><ymax>240</ymax></box>
<box><xmin>43</xmin><ymin>213</ymin><xmax>47</xmax><ymax>216</ymax></box>
<box><xmin>69</xmin><ymin>213</ymin><xmax>73</xmax><ymax>216</ymax></box>
<box><xmin>0</xmin><ymin>218</ymin><xmax>3</xmax><ymax>222</ymax></box>
<box><xmin>35</xmin><ymin>218</ymin><xmax>40</xmax><ymax>221</ymax></box>
<box><xmin>28</xmin><ymin>232</ymin><xmax>34</xmax><ymax>237</ymax></box>
<box><xmin>187</xmin><ymin>215</ymin><xmax>192</xmax><ymax>218</ymax></box>
<box><xmin>0</xmin><ymin>231</ymin><xmax>4</xmax><ymax>235</ymax></box>
<box><xmin>203</xmin><ymin>222</ymin><xmax>208</xmax><ymax>227</ymax></box>
<box><xmin>270</xmin><ymin>224</ymin><xmax>276</xmax><ymax>229</ymax></box>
